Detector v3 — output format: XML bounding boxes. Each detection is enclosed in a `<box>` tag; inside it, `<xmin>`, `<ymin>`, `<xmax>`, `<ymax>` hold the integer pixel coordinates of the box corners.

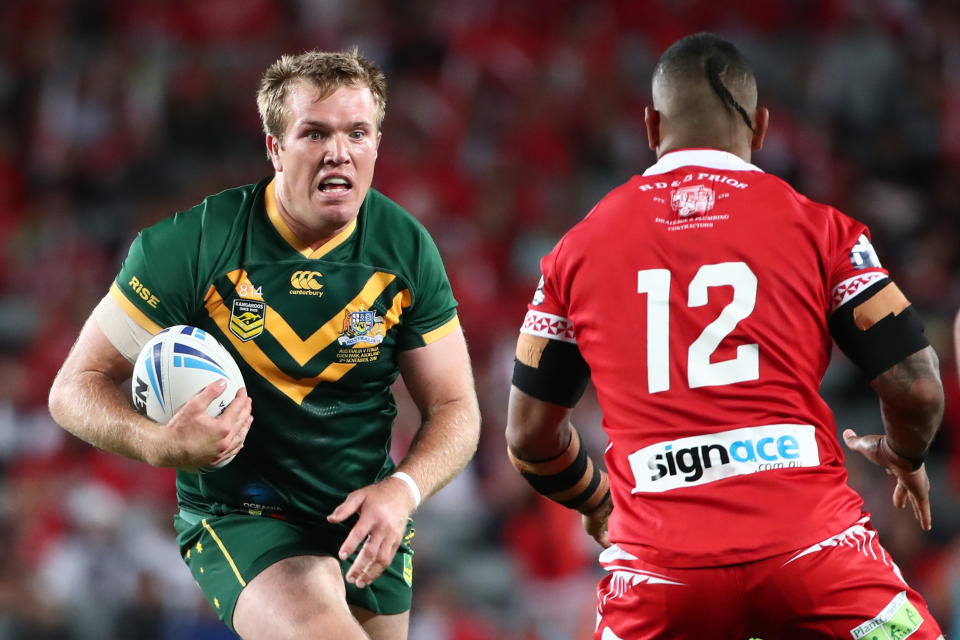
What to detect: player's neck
<box><xmin>657</xmin><ymin>129</ymin><xmax>752</xmax><ymax>163</ymax></box>
<box><xmin>658</xmin><ymin>140</ymin><xmax>752</xmax><ymax>163</ymax></box>
<box><xmin>273</xmin><ymin>181</ymin><xmax>353</xmax><ymax>251</ymax></box>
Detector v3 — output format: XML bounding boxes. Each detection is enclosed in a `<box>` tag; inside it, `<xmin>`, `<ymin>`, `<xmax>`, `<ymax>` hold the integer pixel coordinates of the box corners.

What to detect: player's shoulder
<box><xmin>358</xmin><ymin>188</ymin><xmax>441</xmax><ymax>256</ymax></box>
<box><xmin>760</xmin><ymin>172</ymin><xmax>864</xmax><ymax>230</ymax></box>
<box><xmin>142</xmin><ymin>179</ymin><xmax>265</xmax><ymax>243</ymax></box>
<box><xmin>593</xmin><ymin>175</ymin><xmax>644</xmax><ymax>211</ymax></box>
<box><xmin>559</xmin><ymin>176</ymin><xmax>642</xmax><ymax>240</ymax></box>
<box><xmin>362</xmin><ymin>188</ymin><xmax>430</xmax><ymax>233</ymax></box>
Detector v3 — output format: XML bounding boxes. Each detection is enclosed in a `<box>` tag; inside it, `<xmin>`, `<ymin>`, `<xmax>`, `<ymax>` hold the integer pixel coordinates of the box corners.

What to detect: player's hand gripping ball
<box><xmin>131</xmin><ymin>325</ymin><xmax>245</xmax><ymax>468</ymax></box>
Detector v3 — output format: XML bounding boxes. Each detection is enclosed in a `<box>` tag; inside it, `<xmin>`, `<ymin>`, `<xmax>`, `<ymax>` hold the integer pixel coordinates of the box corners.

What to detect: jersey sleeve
<box><xmin>826</xmin><ymin>212</ymin><xmax>890</xmax><ymax>313</ymax></box>
<box><xmin>520</xmin><ymin>241</ymin><xmax>576</xmax><ymax>344</ymax></box>
<box><xmin>110</xmin><ymin>212</ymin><xmax>204</xmax><ymax>333</ymax></box>
<box><xmin>512</xmin><ymin>237</ymin><xmax>590</xmax><ymax>405</ymax></box>
<box><xmin>394</xmin><ymin>228</ymin><xmax>459</xmax><ymax>350</ymax></box>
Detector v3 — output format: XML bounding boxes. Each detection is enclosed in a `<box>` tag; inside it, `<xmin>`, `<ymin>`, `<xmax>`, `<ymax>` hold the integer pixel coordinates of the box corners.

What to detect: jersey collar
<box><xmin>264</xmin><ymin>178</ymin><xmax>357</xmax><ymax>259</ymax></box>
<box><xmin>642</xmin><ymin>149</ymin><xmax>764</xmax><ymax>176</ymax></box>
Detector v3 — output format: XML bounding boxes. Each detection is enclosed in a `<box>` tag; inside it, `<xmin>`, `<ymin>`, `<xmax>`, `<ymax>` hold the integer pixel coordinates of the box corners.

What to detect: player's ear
<box><xmin>266</xmin><ymin>134</ymin><xmax>283</xmax><ymax>171</ymax></box>
<box><xmin>644</xmin><ymin>107</ymin><xmax>661</xmax><ymax>152</ymax></box>
<box><xmin>751</xmin><ymin>107</ymin><xmax>769</xmax><ymax>151</ymax></box>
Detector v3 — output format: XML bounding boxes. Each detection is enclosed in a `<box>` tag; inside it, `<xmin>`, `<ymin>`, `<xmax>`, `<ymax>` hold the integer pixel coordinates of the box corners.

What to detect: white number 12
<box><xmin>636</xmin><ymin>262</ymin><xmax>758</xmax><ymax>393</ymax></box>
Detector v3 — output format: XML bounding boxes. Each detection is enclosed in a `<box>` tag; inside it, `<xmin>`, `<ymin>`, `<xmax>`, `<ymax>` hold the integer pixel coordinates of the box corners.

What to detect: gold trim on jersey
<box><xmin>422</xmin><ymin>315</ymin><xmax>460</xmax><ymax>344</ymax></box>
<box><xmin>205</xmin><ymin>269</ymin><xmax>410</xmax><ymax>404</ymax></box>
<box><xmin>384</xmin><ymin>289</ymin><xmax>413</xmax><ymax>329</ymax></box>
<box><xmin>109</xmin><ymin>282</ymin><xmax>163</xmax><ymax>335</ymax></box>
<box><xmin>264</xmin><ymin>179</ymin><xmax>358</xmax><ymax>259</ymax></box>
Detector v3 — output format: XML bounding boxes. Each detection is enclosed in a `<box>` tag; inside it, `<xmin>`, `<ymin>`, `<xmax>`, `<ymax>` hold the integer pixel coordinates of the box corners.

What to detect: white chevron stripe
<box><xmin>599</xmin><ymin>544</ymin><xmax>638</xmax><ymax>563</ymax></box>
<box><xmin>783</xmin><ymin>516</ymin><xmax>891</xmax><ymax>567</ymax></box>
<box><xmin>598</xmin><ymin>568</ymin><xmax>686</xmax><ymax>609</ymax></box>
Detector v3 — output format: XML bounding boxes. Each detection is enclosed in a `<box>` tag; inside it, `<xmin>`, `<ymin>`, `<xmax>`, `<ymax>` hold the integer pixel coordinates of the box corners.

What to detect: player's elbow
<box><xmin>47</xmin><ymin>369</ymin><xmax>72</xmax><ymax>428</ymax></box>
<box><xmin>460</xmin><ymin>396</ymin><xmax>482</xmax><ymax>456</ymax></box>
<box><xmin>901</xmin><ymin>376</ymin><xmax>945</xmax><ymax>424</ymax></box>
<box><xmin>505</xmin><ymin>390</ymin><xmax>531</xmax><ymax>452</ymax></box>
<box><xmin>504</xmin><ymin>418</ymin><xmax>523</xmax><ymax>453</ymax></box>
<box><xmin>436</xmin><ymin>391</ymin><xmax>481</xmax><ymax>463</ymax></box>
<box><xmin>505</xmin><ymin>386</ymin><xmax>573</xmax><ymax>461</ymax></box>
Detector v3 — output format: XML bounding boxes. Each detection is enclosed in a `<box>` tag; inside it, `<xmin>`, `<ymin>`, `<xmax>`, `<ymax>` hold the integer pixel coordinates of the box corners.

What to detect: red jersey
<box><xmin>522</xmin><ymin>149</ymin><xmax>890</xmax><ymax>567</ymax></box>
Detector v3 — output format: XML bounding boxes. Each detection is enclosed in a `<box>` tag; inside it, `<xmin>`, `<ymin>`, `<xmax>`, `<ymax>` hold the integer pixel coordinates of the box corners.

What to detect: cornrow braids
<box><xmin>705</xmin><ymin>56</ymin><xmax>755</xmax><ymax>133</ymax></box>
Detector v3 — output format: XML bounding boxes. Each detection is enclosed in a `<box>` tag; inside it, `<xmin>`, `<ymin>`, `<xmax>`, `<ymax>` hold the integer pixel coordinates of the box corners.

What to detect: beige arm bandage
<box><xmin>92</xmin><ymin>293</ymin><xmax>155</xmax><ymax>363</ymax></box>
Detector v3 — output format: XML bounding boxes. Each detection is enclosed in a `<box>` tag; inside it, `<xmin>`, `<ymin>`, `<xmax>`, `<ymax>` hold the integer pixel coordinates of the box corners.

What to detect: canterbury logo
<box><xmin>291</xmin><ymin>271</ymin><xmax>323</xmax><ymax>291</ymax></box>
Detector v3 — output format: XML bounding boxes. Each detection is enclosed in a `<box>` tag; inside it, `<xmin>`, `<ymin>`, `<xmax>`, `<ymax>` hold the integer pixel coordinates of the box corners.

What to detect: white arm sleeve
<box><xmin>92</xmin><ymin>293</ymin><xmax>154</xmax><ymax>363</ymax></box>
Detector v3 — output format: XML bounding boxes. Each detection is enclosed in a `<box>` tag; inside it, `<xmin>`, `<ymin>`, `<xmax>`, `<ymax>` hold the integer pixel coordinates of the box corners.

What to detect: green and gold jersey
<box><xmin>112</xmin><ymin>178</ymin><xmax>459</xmax><ymax>522</ymax></box>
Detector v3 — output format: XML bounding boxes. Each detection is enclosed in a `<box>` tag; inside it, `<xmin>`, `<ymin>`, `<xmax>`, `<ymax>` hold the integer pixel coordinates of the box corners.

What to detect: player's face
<box><xmin>270</xmin><ymin>82</ymin><xmax>381</xmax><ymax>243</ymax></box>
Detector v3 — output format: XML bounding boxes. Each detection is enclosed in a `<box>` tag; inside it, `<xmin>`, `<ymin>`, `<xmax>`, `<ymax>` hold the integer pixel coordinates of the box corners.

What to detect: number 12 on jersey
<box><xmin>637</xmin><ymin>261</ymin><xmax>758</xmax><ymax>393</ymax></box>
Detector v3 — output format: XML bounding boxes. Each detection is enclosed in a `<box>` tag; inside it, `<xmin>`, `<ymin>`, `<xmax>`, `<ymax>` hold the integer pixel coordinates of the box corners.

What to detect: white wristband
<box><xmin>391</xmin><ymin>471</ymin><xmax>421</xmax><ymax>508</ymax></box>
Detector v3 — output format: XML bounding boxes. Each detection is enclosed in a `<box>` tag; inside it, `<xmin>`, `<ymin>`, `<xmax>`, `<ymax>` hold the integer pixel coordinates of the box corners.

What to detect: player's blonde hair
<box><xmin>256</xmin><ymin>48</ymin><xmax>387</xmax><ymax>145</ymax></box>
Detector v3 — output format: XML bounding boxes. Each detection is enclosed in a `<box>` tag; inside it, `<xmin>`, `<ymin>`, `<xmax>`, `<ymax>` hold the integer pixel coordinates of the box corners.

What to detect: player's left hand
<box><xmin>842</xmin><ymin>428</ymin><xmax>932</xmax><ymax>531</ymax></box>
<box><xmin>582</xmin><ymin>494</ymin><xmax>613</xmax><ymax>548</ymax></box>
<box><xmin>327</xmin><ymin>476</ymin><xmax>418</xmax><ymax>588</ymax></box>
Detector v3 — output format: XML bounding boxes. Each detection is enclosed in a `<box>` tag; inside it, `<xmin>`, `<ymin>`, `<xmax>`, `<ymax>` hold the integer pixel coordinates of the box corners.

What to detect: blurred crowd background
<box><xmin>0</xmin><ymin>0</ymin><xmax>959</xmax><ymax>638</ymax></box>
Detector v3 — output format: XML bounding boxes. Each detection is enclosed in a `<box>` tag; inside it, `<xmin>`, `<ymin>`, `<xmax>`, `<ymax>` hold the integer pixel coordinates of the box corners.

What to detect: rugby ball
<box><xmin>131</xmin><ymin>325</ymin><xmax>245</xmax><ymax>468</ymax></box>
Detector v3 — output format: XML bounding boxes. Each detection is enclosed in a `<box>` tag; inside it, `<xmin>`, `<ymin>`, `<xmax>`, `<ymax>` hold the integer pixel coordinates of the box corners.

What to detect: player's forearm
<box><xmin>49</xmin><ymin>369</ymin><xmax>164</xmax><ymax>465</ymax></box>
<box><xmin>395</xmin><ymin>394</ymin><xmax>480</xmax><ymax>504</ymax></box>
<box><xmin>871</xmin><ymin>346</ymin><xmax>944</xmax><ymax>461</ymax></box>
<box><xmin>505</xmin><ymin>386</ymin><xmax>609</xmax><ymax>515</ymax></box>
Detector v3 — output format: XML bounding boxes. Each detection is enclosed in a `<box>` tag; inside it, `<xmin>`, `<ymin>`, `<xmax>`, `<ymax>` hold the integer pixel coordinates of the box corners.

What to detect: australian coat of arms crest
<box><xmin>337</xmin><ymin>307</ymin><xmax>385</xmax><ymax>346</ymax></box>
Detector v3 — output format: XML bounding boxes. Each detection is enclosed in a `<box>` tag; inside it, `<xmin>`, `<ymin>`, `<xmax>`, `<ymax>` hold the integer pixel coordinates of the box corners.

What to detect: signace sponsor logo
<box><xmin>628</xmin><ymin>424</ymin><xmax>820</xmax><ymax>493</ymax></box>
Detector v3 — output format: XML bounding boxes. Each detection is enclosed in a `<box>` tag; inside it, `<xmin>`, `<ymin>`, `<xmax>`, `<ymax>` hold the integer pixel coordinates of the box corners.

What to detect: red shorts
<box><xmin>595</xmin><ymin>517</ymin><xmax>941</xmax><ymax>640</ymax></box>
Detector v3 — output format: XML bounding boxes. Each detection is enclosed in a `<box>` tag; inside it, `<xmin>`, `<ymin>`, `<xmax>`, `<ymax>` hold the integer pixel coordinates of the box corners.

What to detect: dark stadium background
<box><xmin>1</xmin><ymin>1</ymin><xmax>958</xmax><ymax>638</ymax></box>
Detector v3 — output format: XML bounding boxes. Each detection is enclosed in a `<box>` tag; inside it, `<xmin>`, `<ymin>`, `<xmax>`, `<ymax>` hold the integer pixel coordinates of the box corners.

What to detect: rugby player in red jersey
<box><xmin>506</xmin><ymin>33</ymin><xmax>945</xmax><ymax>639</ymax></box>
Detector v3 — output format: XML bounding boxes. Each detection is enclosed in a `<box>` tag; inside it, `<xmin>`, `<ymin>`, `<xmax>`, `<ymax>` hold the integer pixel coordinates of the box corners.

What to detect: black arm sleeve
<box><xmin>512</xmin><ymin>340</ymin><xmax>591</xmax><ymax>407</ymax></box>
<box><xmin>829</xmin><ymin>280</ymin><xmax>929</xmax><ymax>380</ymax></box>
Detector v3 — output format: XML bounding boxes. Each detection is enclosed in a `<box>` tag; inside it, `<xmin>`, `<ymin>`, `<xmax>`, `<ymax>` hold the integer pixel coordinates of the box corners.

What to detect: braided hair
<box><xmin>654</xmin><ymin>33</ymin><xmax>756</xmax><ymax>133</ymax></box>
<box><xmin>705</xmin><ymin>56</ymin><xmax>755</xmax><ymax>132</ymax></box>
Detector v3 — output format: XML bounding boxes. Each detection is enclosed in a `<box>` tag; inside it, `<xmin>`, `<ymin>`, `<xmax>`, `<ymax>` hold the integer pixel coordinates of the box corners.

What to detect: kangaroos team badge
<box><xmin>230</xmin><ymin>299</ymin><xmax>265</xmax><ymax>341</ymax></box>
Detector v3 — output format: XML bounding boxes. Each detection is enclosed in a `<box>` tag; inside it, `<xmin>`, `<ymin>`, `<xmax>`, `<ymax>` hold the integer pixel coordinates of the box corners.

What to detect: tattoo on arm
<box><xmin>871</xmin><ymin>346</ymin><xmax>944</xmax><ymax>460</ymax></box>
<box><xmin>873</xmin><ymin>348</ymin><xmax>941</xmax><ymax>403</ymax></box>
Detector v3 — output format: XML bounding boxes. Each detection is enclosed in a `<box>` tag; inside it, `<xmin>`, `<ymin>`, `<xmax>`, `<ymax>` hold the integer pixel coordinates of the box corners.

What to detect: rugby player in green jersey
<box><xmin>48</xmin><ymin>49</ymin><xmax>481</xmax><ymax>640</ymax></box>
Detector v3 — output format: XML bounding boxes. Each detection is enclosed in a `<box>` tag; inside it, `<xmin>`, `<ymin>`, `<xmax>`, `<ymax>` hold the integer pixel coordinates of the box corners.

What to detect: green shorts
<box><xmin>173</xmin><ymin>510</ymin><xmax>414</xmax><ymax>633</ymax></box>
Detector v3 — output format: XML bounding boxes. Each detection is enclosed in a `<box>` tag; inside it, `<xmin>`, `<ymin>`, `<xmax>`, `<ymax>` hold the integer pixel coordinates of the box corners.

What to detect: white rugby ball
<box><xmin>131</xmin><ymin>325</ymin><xmax>245</xmax><ymax>468</ymax></box>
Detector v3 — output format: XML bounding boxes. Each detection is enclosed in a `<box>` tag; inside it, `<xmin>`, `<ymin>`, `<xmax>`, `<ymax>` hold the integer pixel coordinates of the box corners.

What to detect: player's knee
<box><xmin>290</xmin><ymin>610</ymin><xmax>366</xmax><ymax>639</ymax></box>
<box><xmin>237</xmin><ymin>602</ymin><xmax>365</xmax><ymax>640</ymax></box>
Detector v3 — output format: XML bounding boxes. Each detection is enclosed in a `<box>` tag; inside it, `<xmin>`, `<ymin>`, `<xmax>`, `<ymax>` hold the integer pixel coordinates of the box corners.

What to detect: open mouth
<box><xmin>318</xmin><ymin>176</ymin><xmax>353</xmax><ymax>194</ymax></box>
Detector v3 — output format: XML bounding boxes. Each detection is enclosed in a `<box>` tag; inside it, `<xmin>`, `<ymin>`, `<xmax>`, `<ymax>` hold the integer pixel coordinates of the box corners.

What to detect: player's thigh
<box><xmin>175</xmin><ymin>512</ymin><xmax>360</xmax><ymax>636</ymax></box>
<box><xmin>595</xmin><ymin>552</ymin><xmax>745</xmax><ymax>639</ymax></box>
<box><xmin>175</xmin><ymin>512</ymin><xmax>413</xmax><ymax>637</ymax></box>
<box><xmin>747</xmin><ymin>520</ymin><xmax>942</xmax><ymax>640</ymax></box>
<box><xmin>351</xmin><ymin>606</ymin><xmax>409</xmax><ymax>640</ymax></box>
<box><xmin>234</xmin><ymin>555</ymin><xmax>367</xmax><ymax>640</ymax></box>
